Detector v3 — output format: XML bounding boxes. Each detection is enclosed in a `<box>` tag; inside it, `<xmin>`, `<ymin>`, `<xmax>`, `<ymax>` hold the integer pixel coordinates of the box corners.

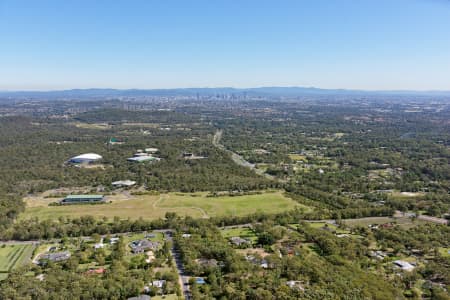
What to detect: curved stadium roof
<box><xmin>70</xmin><ymin>153</ymin><xmax>102</xmax><ymax>161</ymax></box>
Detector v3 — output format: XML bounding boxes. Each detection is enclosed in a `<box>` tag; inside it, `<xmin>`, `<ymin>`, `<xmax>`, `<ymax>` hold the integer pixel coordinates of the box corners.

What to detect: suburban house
<box><xmin>230</xmin><ymin>236</ymin><xmax>251</xmax><ymax>246</ymax></box>
<box><xmin>129</xmin><ymin>240</ymin><xmax>160</xmax><ymax>254</ymax></box>
<box><xmin>109</xmin><ymin>237</ymin><xmax>120</xmax><ymax>244</ymax></box>
<box><xmin>145</xmin><ymin>148</ymin><xmax>159</xmax><ymax>153</ymax></box>
<box><xmin>94</xmin><ymin>242</ymin><xmax>105</xmax><ymax>249</ymax></box>
<box><xmin>151</xmin><ymin>280</ymin><xmax>166</xmax><ymax>288</ymax></box>
<box><xmin>38</xmin><ymin>251</ymin><xmax>71</xmax><ymax>264</ymax></box>
<box><xmin>246</xmin><ymin>255</ymin><xmax>270</xmax><ymax>269</ymax></box>
<box><xmin>127</xmin><ymin>156</ymin><xmax>160</xmax><ymax>163</ymax></box>
<box><xmin>85</xmin><ymin>268</ymin><xmax>106</xmax><ymax>275</ymax></box>
<box><xmin>286</xmin><ymin>280</ymin><xmax>305</xmax><ymax>291</ymax></box>
<box><xmin>393</xmin><ymin>260</ymin><xmax>415</xmax><ymax>271</ymax></box>
<box><xmin>112</xmin><ymin>180</ymin><xmax>136</xmax><ymax>188</ymax></box>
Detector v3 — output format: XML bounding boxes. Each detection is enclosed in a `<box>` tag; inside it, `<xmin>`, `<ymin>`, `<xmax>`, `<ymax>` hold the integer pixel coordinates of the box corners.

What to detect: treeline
<box><xmin>0</xmin><ymin>203</ymin><xmax>395</xmax><ymax>241</ymax></box>
<box><xmin>0</xmin><ymin>194</ymin><xmax>24</xmax><ymax>227</ymax></box>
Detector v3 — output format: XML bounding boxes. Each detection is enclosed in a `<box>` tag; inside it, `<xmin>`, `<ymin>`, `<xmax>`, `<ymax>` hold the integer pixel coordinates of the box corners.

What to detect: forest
<box><xmin>0</xmin><ymin>97</ymin><xmax>449</xmax><ymax>299</ymax></box>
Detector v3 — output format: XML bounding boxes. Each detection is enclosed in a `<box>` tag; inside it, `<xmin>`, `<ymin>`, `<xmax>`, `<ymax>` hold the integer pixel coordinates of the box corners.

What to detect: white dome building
<box><xmin>68</xmin><ymin>153</ymin><xmax>102</xmax><ymax>164</ymax></box>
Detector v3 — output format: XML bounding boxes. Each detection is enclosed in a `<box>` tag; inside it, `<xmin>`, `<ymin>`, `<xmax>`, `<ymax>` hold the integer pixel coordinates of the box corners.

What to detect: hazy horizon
<box><xmin>1</xmin><ymin>0</ymin><xmax>450</xmax><ymax>90</ymax></box>
<box><xmin>2</xmin><ymin>85</ymin><xmax>450</xmax><ymax>93</ymax></box>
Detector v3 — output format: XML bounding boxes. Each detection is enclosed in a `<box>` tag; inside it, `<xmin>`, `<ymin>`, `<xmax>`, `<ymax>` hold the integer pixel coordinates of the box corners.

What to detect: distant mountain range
<box><xmin>1</xmin><ymin>87</ymin><xmax>449</xmax><ymax>98</ymax></box>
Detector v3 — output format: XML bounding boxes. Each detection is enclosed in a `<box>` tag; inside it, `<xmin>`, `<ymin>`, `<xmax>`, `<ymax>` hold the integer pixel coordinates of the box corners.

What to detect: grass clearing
<box><xmin>122</xmin><ymin>232</ymin><xmax>164</xmax><ymax>246</ymax></box>
<box><xmin>22</xmin><ymin>193</ymin><xmax>202</xmax><ymax>220</ymax></box>
<box><xmin>288</xmin><ymin>154</ymin><xmax>307</xmax><ymax>161</ymax></box>
<box><xmin>72</xmin><ymin>122</ymin><xmax>111</xmax><ymax>130</ymax></box>
<box><xmin>0</xmin><ymin>244</ymin><xmax>35</xmax><ymax>273</ymax></box>
<box><xmin>389</xmin><ymin>191</ymin><xmax>425</xmax><ymax>201</ymax></box>
<box><xmin>291</xmin><ymin>222</ymin><xmax>350</xmax><ymax>234</ymax></box>
<box><xmin>438</xmin><ymin>248</ymin><xmax>450</xmax><ymax>258</ymax></box>
<box><xmin>32</xmin><ymin>243</ymin><xmax>58</xmax><ymax>262</ymax></box>
<box><xmin>22</xmin><ymin>190</ymin><xmax>305</xmax><ymax>220</ymax></box>
<box><xmin>342</xmin><ymin>216</ymin><xmax>428</xmax><ymax>229</ymax></box>
<box><xmin>236</xmin><ymin>248</ymin><xmax>271</xmax><ymax>258</ymax></box>
<box><xmin>221</xmin><ymin>227</ymin><xmax>258</xmax><ymax>243</ymax></box>
<box><xmin>308</xmin><ymin>222</ymin><xmax>348</xmax><ymax>234</ymax></box>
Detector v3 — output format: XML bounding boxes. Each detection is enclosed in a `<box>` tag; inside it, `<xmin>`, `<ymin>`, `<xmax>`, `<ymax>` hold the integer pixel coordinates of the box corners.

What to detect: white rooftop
<box><xmin>71</xmin><ymin>153</ymin><xmax>102</xmax><ymax>161</ymax></box>
<box><xmin>393</xmin><ymin>260</ymin><xmax>415</xmax><ymax>271</ymax></box>
<box><xmin>112</xmin><ymin>180</ymin><xmax>136</xmax><ymax>187</ymax></box>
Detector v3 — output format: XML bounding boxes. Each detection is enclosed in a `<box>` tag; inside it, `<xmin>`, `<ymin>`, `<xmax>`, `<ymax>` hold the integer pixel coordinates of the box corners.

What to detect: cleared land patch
<box><xmin>157</xmin><ymin>191</ymin><xmax>305</xmax><ymax>218</ymax></box>
<box><xmin>22</xmin><ymin>190</ymin><xmax>304</xmax><ymax>220</ymax></box>
<box><xmin>221</xmin><ymin>227</ymin><xmax>258</xmax><ymax>243</ymax></box>
<box><xmin>0</xmin><ymin>244</ymin><xmax>34</xmax><ymax>275</ymax></box>
<box><xmin>342</xmin><ymin>216</ymin><xmax>428</xmax><ymax>229</ymax></box>
<box><xmin>288</xmin><ymin>154</ymin><xmax>307</xmax><ymax>161</ymax></box>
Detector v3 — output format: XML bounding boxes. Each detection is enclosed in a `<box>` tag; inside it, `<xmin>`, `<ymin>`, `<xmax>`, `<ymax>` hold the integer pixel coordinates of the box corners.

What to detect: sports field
<box><xmin>0</xmin><ymin>244</ymin><xmax>35</xmax><ymax>274</ymax></box>
<box><xmin>22</xmin><ymin>190</ymin><xmax>307</xmax><ymax>220</ymax></box>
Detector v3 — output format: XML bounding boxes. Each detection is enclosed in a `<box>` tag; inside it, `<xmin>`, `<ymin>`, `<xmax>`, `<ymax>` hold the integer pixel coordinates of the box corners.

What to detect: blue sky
<box><xmin>1</xmin><ymin>0</ymin><xmax>450</xmax><ymax>90</ymax></box>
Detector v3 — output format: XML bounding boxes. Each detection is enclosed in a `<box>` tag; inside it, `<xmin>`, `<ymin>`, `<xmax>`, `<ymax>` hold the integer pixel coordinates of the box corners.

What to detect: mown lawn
<box><xmin>158</xmin><ymin>191</ymin><xmax>306</xmax><ymax>218</ymax></box>
<box><xmin>0</xmin><ymin>244</ymin><xmax>35</xmax><ymax>274</ymax></box>
<box><xmin>342</xmin><ymin>216</ymin><xmax>428</xmax><ymax>229</ymax></box>
<box><xmin>221</xmin><ymin>227</ymin><xmax>258</xmax><ymax>243</ymax></box>
<box><xmin>308</xmin><ymin>222</ymin><xmax>349</xmax><ymax>234</ymax></box>
<box><xmin>438</xmin><ymin>247</ymin><xmax>450</xmax><ymax>258</ymax></box>
<box><xmin>22</xmin><ymin>190</ymin><xmax>306</xmax><ymax>221</ymax></box>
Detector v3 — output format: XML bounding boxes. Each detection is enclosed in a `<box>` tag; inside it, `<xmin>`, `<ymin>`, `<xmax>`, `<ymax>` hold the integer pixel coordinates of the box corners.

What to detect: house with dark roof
<box><xmin>129</xmin><ymin>240</ymin><xmax>160</xmax><ymax>254</ymax></box>
<box><xmin>38</xmin><ymin>251</ymin><xmax>71</xmax><ymax>265</ymax></box>
<box><xmin>230</xmin><ymin>236</ymin><xmax>251</xmax><ymax>246</ymax></box>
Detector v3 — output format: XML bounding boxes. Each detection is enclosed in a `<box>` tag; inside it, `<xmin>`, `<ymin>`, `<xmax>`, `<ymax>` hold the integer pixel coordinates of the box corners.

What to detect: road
<box><xmin>212</xmin><ymin>130</ymin><xmax>276</xmax><ymax>180</ymax></box>
<box><xmin>161</xmin><ymin>230</ymin><xmax>192</xmax><ymax>300</ymax></box>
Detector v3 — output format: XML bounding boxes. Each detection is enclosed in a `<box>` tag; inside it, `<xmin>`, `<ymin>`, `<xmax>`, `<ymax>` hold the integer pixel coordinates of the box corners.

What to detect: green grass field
<box><xmin>288</xmin><ymin>154</ymin><xmax>307</xmax><ymax>161</ymax></box>
<box><xmin>0</xmin><ymin>244</ymin><xmax>35</xmax><ymax>274</ymax></box>
<box><xmin>342</xmin><ymin>216</ymin><xmax>427</xmax><ymax>229</ymax></box>
<box><xmin>122</xmin><ymin>232</ymin><xmax>164</xmax><ymax>245</ymax></box>
<box><xmin>307</xmin><ymin>222</ymin><xmax>349</xmax><ymax>233</ymax></box>
<box><xmin>438</xmin><ymin>247</ymin><xmax>450</xmax><ymax>258</ymax></box>
<box><xmin>388</xmin><ymin>191</ymin><xmax>425</xmax><ymax>201</ymax></box>
<box><xmin>22</xmin><ymin>190</ymin><xmax>305</xmax><ymax>221</ymax></box>
<box><xmin>221</xmin><ymin>227</ymin><xmax>258</xmax><ymax>243</ymax></box>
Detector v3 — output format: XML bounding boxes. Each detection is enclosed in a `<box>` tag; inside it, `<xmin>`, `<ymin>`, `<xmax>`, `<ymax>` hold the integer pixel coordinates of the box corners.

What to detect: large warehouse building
<box><xmin>60</xmin><ymin>194</ymin><xmax>105</xmax><ymax>204</ymax></box>
<box><xmin>68</xmin><ymin>153</ymin><xmax>102</xmax><ymax>164</ymax></box>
